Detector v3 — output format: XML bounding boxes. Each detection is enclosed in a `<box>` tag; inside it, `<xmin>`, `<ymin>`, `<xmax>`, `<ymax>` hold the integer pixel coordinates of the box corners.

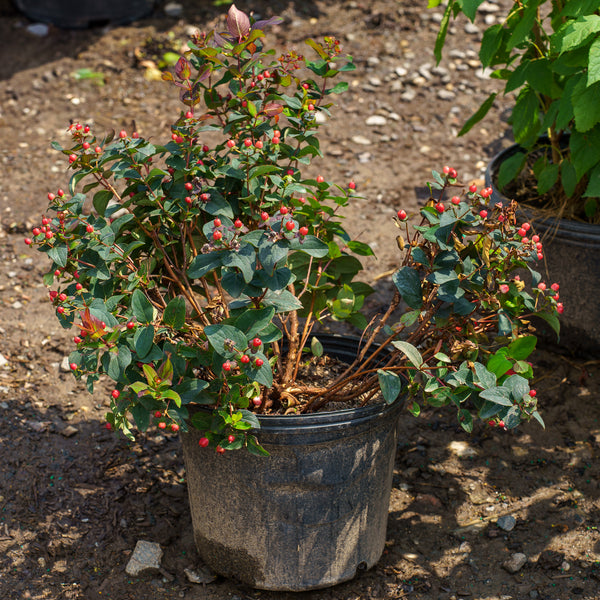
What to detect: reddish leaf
<box><xmin>227</xmin><ymin>4</ymin><xmax>250</xmax><ymax>41</ymax></box>
<box><xmin>79</xmin><ymin>308</ymin><xmax>107</xmax><ymax>339</ymax></box>
<box><xmin>263</xmin><ymin>102</ymin><xmax>283</xmax><ymax>117</ymax></box>
<box><xmin>174</xmin><ymin>57</ymin><xmax>191</xmax><ymax>80</ymax></box>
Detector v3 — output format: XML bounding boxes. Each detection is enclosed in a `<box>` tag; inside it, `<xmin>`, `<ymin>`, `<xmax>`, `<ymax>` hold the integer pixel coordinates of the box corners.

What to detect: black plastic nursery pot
<box><xmin>486</xmin><ymin>143</ymin><xmax>600</xmax><ymax>355</ymax></box>
<box><xmin>180</xmin><ymin>336</ymin><xmax>404</xmax><ymax>591</ymax></box>
<box><xmin>13</xmin><ymin>0</ymin><xmax>155</xmax><ymax>28</ymax></box>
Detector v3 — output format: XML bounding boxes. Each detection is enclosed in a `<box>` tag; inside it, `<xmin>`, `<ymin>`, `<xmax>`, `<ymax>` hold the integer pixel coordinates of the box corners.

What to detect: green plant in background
<box><xmin>430</xmin><ymin>0</ymin><xmax>600</xmax><ymax>222</ymax></box>
<box><xmin>24</xmin><ymin>5</ymin><xmax>560</xmax><ymax>454</ymax></box>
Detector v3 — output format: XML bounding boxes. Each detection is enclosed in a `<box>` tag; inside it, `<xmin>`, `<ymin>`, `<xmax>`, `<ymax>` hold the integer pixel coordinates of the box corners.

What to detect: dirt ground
<box><xmin>1</xmin><ymin>0</ymin><xmax>600</xmax><ymax>599</ymax></box>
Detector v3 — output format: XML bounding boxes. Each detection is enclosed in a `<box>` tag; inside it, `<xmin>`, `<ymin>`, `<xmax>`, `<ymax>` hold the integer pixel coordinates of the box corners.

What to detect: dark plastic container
<box><xmin>14</xmin><ymin>0</ymin><xmax>155</xmax><ymax>28</ymax></box>
<box><xmin>486</xmin><ymin>143</ymin><xmax>600</xmax><ymax>355</ymax></box>
<box><xmin>180</xmin><ymin>336</ymin><xmax>404</xmax><ymax>591</ymax></box>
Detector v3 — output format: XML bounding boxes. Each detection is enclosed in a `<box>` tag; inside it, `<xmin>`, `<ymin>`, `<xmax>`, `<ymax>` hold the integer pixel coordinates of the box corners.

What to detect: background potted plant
<box><xmin>430</xmin><ymin>0</ymin><xmax>600</xmax><ymax>354</ymax></box>
<box><xmin>24</xmin><ymin>4</ymin><xmax>560</xmax><ymax>591</ymax></box>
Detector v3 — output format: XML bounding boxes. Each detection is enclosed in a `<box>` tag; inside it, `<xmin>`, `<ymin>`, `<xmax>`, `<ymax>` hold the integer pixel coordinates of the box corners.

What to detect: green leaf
<box><xmin>131</xmin><ymin>289</ymin><xmax>155</xmax><ymax>323</ymax></box>
<box><xmin>479</xmin><ymin>387</ymin><xmax>513</xmax><ymax>406</ymax></box>
<box><xmin>290</xmin><ymin>235</ymin><xmax>329</xmax><ymax>258</ymax></box>
<box><xmin>377</xmin><ymin>370</ymin><xmax>402</xmax><ymax>404</ymax></box>
<box><xmin>130</xmin><ymin>404</ymin><xmax>150</xmax><ymax>432</ymax></box>
<box><xmin>487</xmin><ymin>353</ymin><xmax>513</xmax><ymax>378</ymax></box>
<box><xmin>163</xmin><ymin>297</ymin><xmax>186</xmax><ymax>330</ymax></box>
<box><xmin>187</xmin><ymin>251</ymin><xmax>224</xmax><ymax>279</ymax></box>
<box><xmin>458</xmin><ymin>409</ymin><xmax>473</xmax><ymax>433</ymax></box>
<box><xmin>537</xmin><ymin>163</ymin><xmax>560</xmax><ymax>194</ymax></box>
<box><xmin>134</xmin><ymin>325</ymin><xmax>155</xmax><ymax>359</ymax></box>
<box><xmin>503</xmin><ymin>374</ymin><xmax>530</xmax><ymax>399</ymax></box>
<box><xmin>534</xmin><ymin>311</ymin><xmax>561</xmax><ymax>337</ymax></box>
<box><xmin>588</xmin><ymin>37</ymin><xmax>600</xmax><ymax>86</ymax></box>
<box><xmin>262</xmin><ymin>289</ymin><xmax>303</xmax><ymax>312</ymax></box>
<box><xmin>240</xmin><ymin>351</ymin><xmax>272</xmax><ymax>386</ymax></box>
<box><xmin>507</xmin><ymin>0</ymin><xmax>540</xmax><ymax>51</ymax></box>
<box><xmin>433</xmin><ymin>1</ymin><xmax>453</xmax><ymax>64</ymax></box>
<box><xmin>458</xmin><ymin>93</ymin><xmax>497</xmax><ymax>136</ymax></box>
<box><xmin>392</xmin><ymin>267</ymin><xmax>423</xmax><ymax>309</ymax></box>
<box><xmin>48</xmin><ymin>244</ymin><xmax>68</xmax><ymax>268</ymax></box>
<box><xmin>474</xmin><ymin>362</ymin><xmax>496</xmax><ymax>389</ymax></box>
<box><xmin>553</xmin><ymin>14</ymin><xmax>600</xmax><ymax>54</ymax></box>
<box><xmin>311</xmin><ymin>336</ymin><xmax>324</xmax><ymax>357</ymax></box>
<box><xmin>392</xmin><ymin>340</ymin><xmax>423</xmax><ymax>369</ymax></box>
<box><xmin>572</xmin><ymin>79</ymin><xmax>600</xmax><ymax>133</ymax></box>
<box><xmin>93</xmin><ymin>190</ymin><xmax>113</xmax><ymax>216</ymax></box>
<box><xmin>234</xmin><ymin>307</ymin><xmax>276</xmax><ymax>337</ymax></box>
<box><xmin>571</xmin><ymin>126</ymin><xmax>600</xmax><ymax>180</ymax></box>
<box><xmin>512</xmin><ymin>87</ymin><xmax>541</xmax><ymax>145</ymax></box>
<box><xmin>479</xmin><ymin>23</ymin><xmax>505</xmax><ymax>67</ymax></box>
<box><xmin>507</xmin><ymin>335</ymin><xmax>537</xmax><ymax>360</ymax></box>
<box><xmin>479</xmin><ymin>401</ymin><xmax>503</xmax><ymax>419</ymax></box>
<box><xmin>205</xmin><ymin>324</ymin><xmax>248</xmax><ymax>359</ymax></box>
<box><xmin>497</xmin><ymin>151</ymin><xmax>526</xmax><ymax>190</ymax></box>
<box><xmin>561</xmin><ymin>159</ymin><xmax>578</xmax><ymax>196</ymax></box>
<box><xmin>584</xmin><ymin>162</ymin><xmax>600</xmax><ymax>197</ymax></box>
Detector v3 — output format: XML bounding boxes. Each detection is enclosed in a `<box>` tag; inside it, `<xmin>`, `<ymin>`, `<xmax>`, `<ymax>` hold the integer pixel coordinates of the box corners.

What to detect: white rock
<box><xmin>479</xmin><ymin>1</ymin><xmax>500</xmax><ymax>13</ymax></box>
<box><xmin>437</xmin><ymin>89</ymin><xmax>456</xmax><ymax>101</ymax></box>
<box><xmin>368</xmin><ymin>76</ymin><xmax>382</xmax><ymax>87</ymax></box>
<box><xmin>60</xmin><ymin>357</ymin><xmax>72</xmax><ymax>373</ymax></box>
<box><xmin>497</xmin><ymin>515</ymin><xmax>516</xmax><ymax>531</ymax></box>
<box><xmin>164</xmin><ymin>2</ymin><xmax>183</xmax><ymax>17</ymax></box>
<box><xmin>401</xmin><ymin>89</ymin><xmax>417</xmax><ymax>102</ymax></box>
<box><xmin>351</xmin><ymin>135</ymin><xmax>372</xmax><ymax>146</ymax></box>
<box><xmin>26</xmin><ymin>23</ymin><xmax>49</xmax><ymax>37</ymax></box>
<box><xmin>0</xmin><ymin>354</ymin><xmax>8</xmax><ymax>368</ymax></box>
<box><xmin>465</xmin><ymin>22</ymin><xmax>480</xmax><ymax>34</ymax></box>
<box><xmin>503</xmin><ymin>552</ymin><xmax>528</xmax><ymax>574</ymax></box>
<box><xmin>125</xmin><ymin>541</ymin><xmax>163</xmax><ymax>576</ymax></box>
<box><xmin>184</xmin><ymin>566</ymin><xmax>217</xmax><ymax>584</ymax></box>
<box><xmin>365</xmin><ymin>115</ymin><xmax>387</xmax><ymax>126</ymax></box>
<box><xmin>394</xmin><ymin>66</ymin><xmax>408</xmax><ymax>78</ymax></box>
<box><xmin>448</xmin><ymin>440</ymin><xmax>478</xmax><ymax>458</ymax></box>
<box><xmin>367</xmin><ymin>56</ymin><xmax>381</xmax><ymax>67</ymax></box>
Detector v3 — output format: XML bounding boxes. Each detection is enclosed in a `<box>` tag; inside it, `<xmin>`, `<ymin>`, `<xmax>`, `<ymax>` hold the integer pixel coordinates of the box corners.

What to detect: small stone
<box><xmin>476</xmin><ymin>67</ymin><xmax>495</xmax><ymax>80</ymax></box>
<box><xmin>560</xmin><ymin>560</ymin><xmax>570</xmax><ymax>571</ymax></box>
<box><xmin>464</xmin><ymin>22</ymin><xmax>480</xmax><ymax>34</ymax></box>
<box><xmin>7</xmin><ymin>271</ymin><xmax>16</xmax><ymax>278</ymax></box>
<box><xmin>400</xmin><ymin>89</ymin><xmax>417</xmax><ymax>102</ymax></box>
<box><xmin>449</xmin><ymin>49</ymin><xmax>466</xmax><ymax>59</ymax></box>
<box><xmin>164</xmin><ymin>2</ymin><xmax>183</xmax><ymax>17</ymax></box>
<box><xmin>367</xmin><ymin>56</ymin><xmax>380</xmax><ymax>67</ymax></box>
<box><xmin>0</xmin><ymin>354</ymin><xmax>8</xmax><ymax>368</ymax></box>
<box><xmin>0</xmin><ymin>402</ymin><xmax>8</xmax><ymax>409</ymax></box>
<box><xmin>60</xmin><ymin>425</ymin><xmax>79</xmax><ymax>438</ymax></box>
<box><xmin>357</xmin><ymin>152</ymin><xmax>372</xmax><ymax>163</ymax></box>
<box><xmin>496</xmin><ymin>515</ymin><xmax>517</xmax><ymax>532</ymax></box>
<box><xmin>125</xmin><ymin>541</ymin><xmax>163</xmax><ymax>576</ymax></box>
<box><xmin>11</xmin><ymin>301</ymin><xmax>23</xmax><ymax>310</ymax></box>
<box><xmin>314</xmin><ymin>111</ymin><xmax>327</xmax><ymax>124</ymax></box>
<box><xmin>479</xmin><ymin>1</ymin><xmax>500</xmax><ymax>13</ymax></box>
<box><xmin>437</xmin><ymin>89</ymin><xmax>456</xmax><ymax>101</ymax></box>
<box><xmin>503</xmin><ymin>552</ymin><xmax>527</xmax><ymax>574</ymax></box>
<box><xmin>368</xmin><ymin>76</ymin><xmax>382</xmax><ymax>87</ymax></box>
<box><xmin>60</xmin><ymin>357</ymin><xmax>72</xmax><ymax>373</ymax></box>
<box><xmin>394</xmin><ymin>66</ymin><xmax>408</xmax><ymax>78</ymax></box>
<box><xmin>365</xmin><ymin>115</ymin><xmax>387</xmax><ymax>126</ymax></box>
<box><xmin>184</xmin><ymin>565</ymin><xmax>217</xmax><ymax>584</ymax></box>
<box><xmin>351</xmin><ymin>135</ymin><xmax>372</xmax><ymax>146</ymax></box>
<box><xmin>26</xmin><ymin>23</ymin><xmax>49</xmax><ymax>37</ymax></box>
<box><xmin>448</xmin><ymin>440</ymin><xmax>478</xmax><ymax>458</ymax></box>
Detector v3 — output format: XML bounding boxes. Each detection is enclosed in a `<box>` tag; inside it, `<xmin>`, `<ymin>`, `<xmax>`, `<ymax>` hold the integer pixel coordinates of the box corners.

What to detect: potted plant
<box><xmin>24</xmin><ymin>5</ymin><xmax>560</xmax><ymax>591</ymax></box>
<box><xmin>430</xmin><ymin>0</ymin><xmax>600</xmax><ymax>353</ymax></box>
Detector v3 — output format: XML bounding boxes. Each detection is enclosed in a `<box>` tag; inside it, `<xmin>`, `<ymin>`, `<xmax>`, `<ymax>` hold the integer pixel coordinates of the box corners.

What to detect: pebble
<box><xmin>0</xmin><ymin>402</ymin><xmax>8</xmax><ymax>409</ymax></box>
<box><xmin>351</xmin><ymin>135</ymin><xmax>372</xmax><ymax>146</ymax></box>
<box><xmin>125</xmin><ymin>541</ymin><xmax>163</xmax><ymax>576</ymax></box>
<box><xmin>368</xmin><ymin>76</ymin><xmax>383</xmax><ymax>87</ymax></box>
<box><xmin>464</xmin><ymin>22</ymin><xmax>480</xmax><ymax>34</ymax></box>
<box><xmin>479</xmin><ymin>1</ymin><xmax>500</xmax><ymax>13</ymax></box>
<box><xmin>357</xmin><ymin>152</ymin><xmax>372</xmax><ymax>163</ymax></box>
<box><xmin>367</xmin><ymin>56</ymin><xmax>380</xmax><ymax>67</ymax></box>
<box><xmin>60</xmin><ymin>425</ymin><xmax>79</xmax><ymax>438</ymax></box>
<box><xmin>449</xmin><ymin>49</ymin><xmax>466</xmax><ymax>59</ymax></box>
<box><xmin>184</xmin><ymin>565</ymin><xmax>217</xmax><ymax>584</ymax></box>
<box><xmin>497</xmin><ymin>515</ymin><xmax>516</xmax><ymax>531</ymax></box>
<box><xmin>394</xmin><ymin>66</ymin><xmax>408</xmax><ymax>78</ymax></box>
<box><xmin>60</xmin><ymin>357</ymin><xmax>72</xmax><ymax>373</ymax></box>
<box><xmin>448</xmin><ymin>440</ymin><xmax>478</xmax><ymax>458</ymax></box>
<box><xmin>476</xmin><ymin>67</ymin><xmax>495</xmax><ymax>80</ymax></box>
<box><xmin>365</xmin><ymin>115</ymin><xmax>387</xmax><ymax>126</ymax></box>
<box><xmin>164</xmin><ymin>2</ymin><xmax>183</xmax><ymax>17</ymax></box>
<box><xmin>503</xmin><ymin>552</ymin><xmax>527</xmax><ymax>574</ymax></box>
<box><xmin>437</xmin><ymin>89</ymin><xmax>456</xmax><ymax>101</ymax></box>
<box><xmin>11</xmin><ymin>301</ymin><xmax>23</xmax><ymax>310</ymax></box>
<box><xmin>400</xmin><ymin>89</ymin><xmax>417</xmax><ymax>102</ymax></box>
<box><xmin>0</xmin><ymin>354</ymin><xmax>8</xmax><ymax>368</ymax></box>
<box><xmin>26</xmin><ymin>23</ymin><xmax>49</xmax><ymax>37</ymax></box>
<box><xmin>7</xmin><ymin>271</ymin><xmax>16</xmax><ymax>278</ymax></box>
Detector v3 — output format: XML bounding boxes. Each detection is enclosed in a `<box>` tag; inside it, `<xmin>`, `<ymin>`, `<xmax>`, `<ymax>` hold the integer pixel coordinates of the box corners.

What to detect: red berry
<box><xmin>479</xmin><ymin>210</ymin><xmax>488</xmax><ymax>218</ymax></box>
<box><xmin>185</xmin><ymin>196</ymin><xmax>193</xmax><ymax>204</ymax></box>
<box><xmin>86</xmin><ymin>224</ymin><xmax>94</xmax><ymax>233</ymax></box>
<box><xmin>285</xmin><ymin>220</ymin><xmax>295</xmax><ymax>231</ymax></box>
<box><xmin>234</xmin><ymin>219</ymin><xmax>243</xmax><ymax>228</ymax></box>
<box><xmin>435</xmin><ymin>203</ymin><xmax>445</xmax><ymax>213</ymax></box>
<box><xmin>468</xmin><ymin>184</ymin><xmax>477</xmax><ymax>193</ymax></box>
<box><xmin>316</xmin><ymin>175</ymin><xmax>324</xmax><ymax>183</ymax></box>
<box><xmin>47</xmin><ymin>192</ymin><xmax>56</xmax><ymax>201</ymax></box>
<box><xmin>286</xmin><ymin>169</ymin><xmax>294</xmax><ymax>176</ymax></box>
<box><xmin>216</xmin><ymin>445</ymin><xmax>226</xmax><ymax>454</ymax></box>
<box><xmin>498</xmin><ymin>420</ymin><xmax>505</xmax><ymax>428</ymax></box>
<box><xmin>348</xmin><ymin>181</ymin><xmax>356</xmax><ymax>190</ymax></box>
<box><xmin>45</xmin><ymin>231</ymin><xmax>54</xmax><ymax>239</ymax></box>
<box><xmin>299</xmin><ymin>226</ymin><xmax>309</xmax><ymax>236</ymax></box>
<box><xmin>517</xmin><ymin>228</ymin><xmax>526</xmax><ymax>237</ymax></box>
<box><xmin>158</xmin><ymin>422</ymin><xmax>167</xmax><ymax>429</ymax></box>
<box><xmin>154</xmin><ymin>411</ymin><xmax>162</xmax><ymax>418</ymax></box>
<box><xmin>280</xmin><ymin>206</ymin><xmax>288</xmax><ymax>215</ymax></box>
<box><xmin>537</xmin><ymin>252</ymin><xmax>544</xmax><ymax>260</ymax></box>
<box><xmin>95</xmin><ymin>146</ymin><xmax>102</xmax><ymax>153</ymax></box>
<box><xmin>252</xmin><ymin>337</ymin><xmax>262</xmax><ymax>348</ymax></box>
<box><xmin>551</xmin><ymin>282</ymin><xmax>560</xmax><ymax>291</ymax></box>
<box><xmin>537</xmin><ymin>282</ymin><xmax>547</xmax><ymax>291</ymax></box>
<box><xmin>68</xmin><ymin>154</ymin><xmax>77</xmax><ymax>164</ymax></box>
<box><xmin>200</xmin><ymin>193</ymin><xmax>210</xmax><ymax>201</ymax></box>
<box><xmin>214</xmin><ymin>218</ymin><xmax>222</xmax><ymax>227</ymax></box>
<box><xmin>448</xmin><ymin>168</ymin><xmax>457</xmax><ymax>179</ymax></box>
<box><xmin>240</xmin><ymin>354</ymin><xmax>250</xmax><ymax>364</ymax></box>
<box><xmin>24</xmin><ymin>237</ymin><xmax>32</xmax><ymax>245</ymax></box>
<box><xmin>302</xmin><ymin>83</ymin><xmax>309</xmax><ymax>90</ymax></box>
<box><xmin>185</xmin><ymin>111</ymin><xmax>193</xmax><ymax>119</ymax></box>
<box><xmin>499</xmin><ymin>284</ymin><xmax>509</xmax><ymax>294</ymax></box>
<box><xmin>252</xmin><ymin>396</ymin><xmax>262</xmax><ymax>406</ymax></box>
<box><xmin>111</xmin><ymin>390</ymin><xmax>120</xmax><ymax>399</ymax></box>
<box><xmin>272</xmin><ymin>136</ymin><xmax>280</xmax><ymax>145</ymax></box>
<box><xmin>171</xmin><ymin>423</ymin><xmax>180</xmax><ymax>432</ymax></box>
<box><xmin>199</xmin><ymin>437</ymin><xmax>209</xmax><ymax>447</ymax></box>
<box><xmin>451</xmin><ymin>196</ymin><xmax>460</xmax><ymax>205</ymax></box>
<box><xmin>82</xmin><ymin>142</ymin><xmax>90</xmax><ymax>150</ymax></box>
<box><xmin>57</xmin><ymin>189</ymin><xmax>65</xmax><ymax>197</ymax></box>
<box><xmin>222</xmin><ymin>361</ymin><xmax>232</xmax><ymax>371</ymax></box>
<box><xmin>70</xmin><ymin>362</ymin><xmax>78</xmax><ymax>371</ymax></box>
<box><xmin>49</xmin><ymin>291</ymin><xmax>58</xmax><ymax>300</ymax></box>
<box><xmin>119</xmin><ymin>130</ymin><xmax>127</xmax><ymax>139</ymax></box>
<box><xmin>244</xmin><ymin>138</ymin><xmax>252</xmax><ymax>148</ymax></box>
<box><xmin>126</xmin><ymin>321</ymin><xmax>135</xmax><ymax>330</ymax></box>
<box><xmin>75</xmin><ymin>283</ymin><xmax>83</xmax><ymax>291</ymax></box>
<box><xmin>529</xmin><ymin>389</ymin><xmax>537</xmax><ymax>397</ymax></box>
<box><xmin>213</xmin><ymin>230</ymin><xmax>223</xmax><ymax>241</ymax></box>
<box><xmin>557</xmin><ymin>302</ymin><xmax>564</xmax><ymax>314</ymax></box>
<box><xmin>397</xmin><ymin>209</ymin><xmax>407</xmax><ymax>220</ymax></box>
<box><xmin>105</xmin><ymin>422</ymin><xmax>112</xmax><ymax>430</ymax></box>
<box><xmin>307</xmin><ymin>103</ymin><xmax>314</xmax><ymax>111</ymax></box>
<box><xmin>255</xmin><ymin>358</ymin><xmax>264</xmax><ymax>367</ymax></box>
<box><xmin>59</xmin><ymin>293</ymin><xmax>67</xmax><ymax>302</ymax></box>
<box><xmin>521</xmin><ymin>222</ymin><xmax>531</xmax><ymax>231</ymax></box>
<box><xmin>73</xmin><ymin>336</ymin><xmax>82</xmax><ymax>344</ymax></box>
<box><xmin>488</xmin><ymin>420</ymin><xmax>496</xmax><ymax>427</ymax></box>
<box><xmin>83</xmin><ymin>125</ymin><xmax>90</xmax><ymax>133</ymax></box>
<box><xmin>132</xmin><ymin>132</ymin><xmax>139</xmax><ymax>139</ymax></box>
<box><xmin>227</xmin><ymin>139</ymin><xmax>235</xmax><ymax>148</ymax></box>
<box><xmin>228</xmin><ymin>434</ymin><xmax>235</xmax><ymax>443</ymax></box>
<box><xmin>255</xmin><ymin>140</ymin><xmax>263</xmax><ymax>149</ymax></box>
<box><xmin>442</xmin><ymin>165</ymin><xmax>450</xmax><ymax>174</ymax></box>
<box><xmin>260</xmin><ymin>211</ymin><xmax>269</xmax><ymax>221</ymax></box>
<box><xmin>184</xmin><ymin>182</ymin><xmax>193</xmax><ymax>191</ymax></box>
<box><xmin>202</xmin><ymin>145</ymin><xmax>209</xmax><ymax>152</ymax></box>
<box><xmin>54</xmin><ymin>270</ymin><xmax>61</xmax><ymax>278</ymax></box>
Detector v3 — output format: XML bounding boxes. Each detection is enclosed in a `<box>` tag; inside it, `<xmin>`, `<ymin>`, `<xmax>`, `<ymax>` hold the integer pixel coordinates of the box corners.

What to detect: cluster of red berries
<box><xmin>222</xmin><ymin>338</ymin><xmax>265</xmax><ymax>372</ymax></box>
<box><xmin>153</xmin><ymin>409</ymin><xmax>180</xmax><ymax>433</ymax></box>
